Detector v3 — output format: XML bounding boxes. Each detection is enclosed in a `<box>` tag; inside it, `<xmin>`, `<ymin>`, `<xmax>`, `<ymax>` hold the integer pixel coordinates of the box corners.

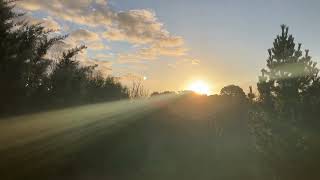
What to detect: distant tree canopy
<box><xmin>0</xmin><ymin>0</ymin><xmax>129</xmax><ymax>116</ymax></box>
<box><xmin>220</xmin><ymin>85</ymin><xmax>246</xmax><ymax>98</ymax></box>
<box><xmin>151</xmin><ymin>91</ymin><xmax>176</xmax><ymax>97</ymax></box>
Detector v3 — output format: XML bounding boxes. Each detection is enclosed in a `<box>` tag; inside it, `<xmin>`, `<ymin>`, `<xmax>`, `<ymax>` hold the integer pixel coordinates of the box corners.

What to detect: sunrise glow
<box><xmin>188</xmin><ymin>80</ymin><xmax>210</xmax><ymax>95</ymax></box>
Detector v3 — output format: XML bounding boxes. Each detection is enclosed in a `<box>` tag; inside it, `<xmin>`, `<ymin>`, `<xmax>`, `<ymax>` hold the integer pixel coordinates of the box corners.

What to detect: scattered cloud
<box><xmin>190</xmin><ymin>58</ymin><xmax>201</xmax><ymax>65</ymax></box>
<box><xmin>103</xmin><ymin>9</ymin><xmax>182</xmax><ymax>46</ymax></box>
<box><xmin>119</xmin><ymin>73</ymin><xmax>145</xmax><ymax>82</ymax></box>
<box><xmin>69</xmin><ymin>29</ymin><xmax>99</xmax><ymax>41</ymax></box>
<box><xmin>167</xmin><ymin>57</ymin><xmax>201</xmax><ymax>69</ymax></box>
<box><xmin>95</xmin><ymin>53</ymin><xmax>113</xmax><ymax>60</ymax></box>
<box><xmin>17</xmin><ymin>0</ymin><xmax>195</xmax><ymax>72</ymax></box>
<box><xmin>78</xmin><ymin>50</ymin><xmax>112</xmax><ymax>76</ymax></box>
<box><xmin>18</xmin><ymin>0</ymin><xmax>113</xmax><ymax>27</ymax></box>
<box><xmin>88</xmin><ymin>41</ymin><xmax>110</xmax><ymax>50</ymax></box>
<box><xmin>15</xmin><ymin>14</ymin><xmax>61</xmax><ymax>30</ymax></box>
<box><xmin>117</xmin><ymin>45</ymin><xmax>188</xmax><ymax>64</ymax></box>
<box><xmin>63</xmin><ymin>29</ymin><xmax>110</xmax><ymax>51</ymax></box>
<box><xmin>95</xmin><ymin>0</ymin><xmax>107</xmax><ymax>6</ymax></box>
<box><xmin>168</xmin><ymin>63</ymin><xmax>177</xmax><ymax>69</ymax></box>
<box><xmin>92</xmin><ymin>60</ymin><xmax>112</xmax><ymax>75</ymax></box>
<box><xmin>104</xmin><ymin>9</ymin><xmax>187</xmax><ymax>63</ymax></box>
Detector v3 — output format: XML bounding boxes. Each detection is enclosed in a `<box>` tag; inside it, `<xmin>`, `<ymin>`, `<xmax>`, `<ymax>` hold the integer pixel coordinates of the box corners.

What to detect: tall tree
<box><xmin>258</xmin><ymin>24</ymin><xmax>319</xmax><ymax>121</ymax></box>
<box><xmin>252</xmin><ymin>25</ymin><xmax>320</xmax><ymax>180</ymax></box>
<box><xmin>0</xmin><ymin>0</ymin><xmax>130</xmax><ymax>116</ymax></box>
<box><xmin>0</xmin><ymin>0</ymin><xmax>64</xmax><ymax>114</ymax></box>
<box><xmin>50</xmin><ymin>45</ymin><xmax>90</xmax><ymax>105</ymax></box>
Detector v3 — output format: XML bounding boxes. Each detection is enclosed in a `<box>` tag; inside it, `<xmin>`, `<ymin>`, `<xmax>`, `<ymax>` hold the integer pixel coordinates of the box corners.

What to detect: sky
<box><xmin>16</xmin><ymin>0</ymin><xmax>320</xmax><ymax>94</ymax></box>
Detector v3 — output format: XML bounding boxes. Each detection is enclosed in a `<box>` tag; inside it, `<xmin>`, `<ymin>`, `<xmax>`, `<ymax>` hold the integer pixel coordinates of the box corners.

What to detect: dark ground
<box><xmin>1</xmin><ymin>98</ymin><xmax>264</xmax><ymax>180</ymax></box>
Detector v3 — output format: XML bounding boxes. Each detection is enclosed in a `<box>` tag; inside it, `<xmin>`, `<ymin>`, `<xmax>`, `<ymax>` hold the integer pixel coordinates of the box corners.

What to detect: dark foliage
<box><xmin>220</xmin><ymin>84</ymin><xmax>246</xmax><ymax>99</ymax></box>
<box><xmin>150</xmin><ymin>91</ymin><xmax>176</xmax><ymax>97</ymax></box>
<box><xmin>0</xmin><ymin>0</ymin><xmax>129</xmax><ymax>116</ymax></box>
<box><xmin>250</xmin><ymin>25</ymin><xmax>320</xmax><ymax>180</ymax></box>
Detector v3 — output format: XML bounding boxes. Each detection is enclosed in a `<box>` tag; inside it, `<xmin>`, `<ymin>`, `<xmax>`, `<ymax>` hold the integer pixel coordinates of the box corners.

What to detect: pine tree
<box><xmin>0</xmin><ymin>0</ymin><xmax>64</xmax><ymax>113</ymax></box>
<box><xmin>50</xmin><ymin>45</ymin><xmax>89</xmax><ymax>105</ymax></box>
<box><xmin>252</xmin><ymin>25</ymin><xmax>320</xmax><ymax>179</ymax></box>
<box><xmin>258</xmin><ymin>24</ymin><xmax>319</xmax><ymax>121</ymax></box>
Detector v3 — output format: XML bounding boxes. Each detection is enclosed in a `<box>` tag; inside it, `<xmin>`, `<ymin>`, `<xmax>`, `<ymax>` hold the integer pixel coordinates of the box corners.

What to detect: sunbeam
<box><xmin>0</xmin><ymin>94</ymin><xmax>179</xmax><ymax>176</ymax></box>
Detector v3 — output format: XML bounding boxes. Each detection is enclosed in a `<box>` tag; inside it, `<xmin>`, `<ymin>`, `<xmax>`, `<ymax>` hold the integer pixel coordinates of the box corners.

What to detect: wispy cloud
<box><xmin>14</xmin><ymin>14</ymin><xmax>61</xmax><ymax>30</ymax></box>
<box><xmin>78</xmin><ymin>49</ymin><xmax>113</xmax><ymax>76</ymax></box>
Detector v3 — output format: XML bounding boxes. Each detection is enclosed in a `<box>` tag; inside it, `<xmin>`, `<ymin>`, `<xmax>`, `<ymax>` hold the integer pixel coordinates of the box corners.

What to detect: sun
<box><xmin>188</xmin><ymin>80</ymin><xmax>210</xmax><ymax>95</ymax></box>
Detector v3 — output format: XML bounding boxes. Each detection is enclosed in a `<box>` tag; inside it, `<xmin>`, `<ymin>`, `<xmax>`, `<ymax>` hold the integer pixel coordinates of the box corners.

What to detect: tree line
<box><xmin>0</xmin><ymin>0</ymin><xmax>130</xmax><ymax>116</ymax></box>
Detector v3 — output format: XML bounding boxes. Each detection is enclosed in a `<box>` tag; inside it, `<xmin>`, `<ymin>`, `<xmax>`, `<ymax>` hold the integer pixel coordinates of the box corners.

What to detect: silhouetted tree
<box><xmin>151</xmin><ymin>91</ymin><xmax>176</xmax><ymax>97</ymax></box>
<box><xmin>220</xmin><ymin>85</ymin><xmax>246</xmax><ymax>99</ymax></box>
<box><xmin>102</xmin><ymin>76</ymin><xmax>129</xmax><ymax>101</ymax></box>
<box><xmin>258</xmin><ymin>24</ymin><xmax>319</xmax><ymax>121</ymax></box>
<box><xmin>0</xmin><ymin>0</ymin><xmax>129</xmax><ymax>116</ymax></box>
<box><xmin>129</xmin><ymin>79</ymin><xmax>148</xmax><ymax>99</ymax></box>
<box><xmin>0</xmin><ymin>0</ymin><xmax>65</xmax><ymax>114</ymax></box>
<box><xmin>50</xmin><ymin>45</ymin><xmax>90</xmax><ymax>105</ymax></box>
<box><xmin>251</xmin><ymin>25</ymin><xmax>320</xmax><ymax>180</ymax></box>
<box><xmin>150</xmin><ymin>91</ymin><xmax>160</xmax><ymax>96</ymax></box>
<box><xmin>247</xmin><ymin>86</ymin><xmax>255</xmax><ymax>103</ymax></box>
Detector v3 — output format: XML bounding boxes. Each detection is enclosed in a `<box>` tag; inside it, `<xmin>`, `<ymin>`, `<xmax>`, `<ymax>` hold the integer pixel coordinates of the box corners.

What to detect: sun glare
<box><xmin>188</xmin><ymin>80</ymin><xmax>210</xmax><ymax>95</ymax></box>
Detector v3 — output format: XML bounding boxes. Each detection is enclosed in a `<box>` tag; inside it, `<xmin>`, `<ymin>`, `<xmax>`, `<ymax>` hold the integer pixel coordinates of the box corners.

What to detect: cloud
<box><xmin>168</xmin><ymin>63</ymin><xmax>177</xmax><ymax>69</ymax></box>
<box><xmin>17</xmin><ymin>0</ymin><xmax>113</xmax><ymax>27</ymax></box>
<box><xmin>95</xmin><ymin>53</ymin><xmax>113</xmax><ymax>60</ymax></box>
<box><xmin>95</xmin><ymin>0</ymin><xmax>107</xmax><ymax>6</ymax></box>
<box><xmin>103</xmin><ymin>9</ymin><xmax>181</xmax><ymax>46</ymax></box>
<box><xmin>192</xmin><ymin>59</ymin><xmax>200</xmax><ymax>65</ymax></box>
<box><xmin>78</xmin><ymin>50</ymin><xmax>112</xmax><ymax>76</ymax></box>
<box><xmin>167</xmin><ymin>57</ymin><xmax>201</xmax><ymax>69</ymax></box>
<box><xmin>65</xmin><ymin>29</ymin><xmax>110</xmax><ymax>51</ymax></box>
<box><xmin>188</xmin><ymin>58</ymin><xmax>200</xmax><ymax>65</ymax></box>
<box><xmin>102</xmin><ymin>8</ymin><xmax>186</xmax><ymax>62</ymax></box>
<box><xmin>15</xmin><ymin>14</ymin><xmax>61</xmax><ymax>30</ymax></box>
<box><xmin>89</xmin><ymin>41</ymin><xmax>110</xmax><ymax>50</ymax></box>
<box><xmin>183</xmin><ymin>57</ymin><xmax>200</xmax><ymax>65</ymax></box>
<box><xmin>17</xmin><ymin>0</ymin><xmax>194</xmax><ymax>72</ymax></box>
<box><xmin>119</xmin><ymin>73</ymin><xmax>145</xmax><ymax>82</ymax></box>
<box><xmin>17</xmin><ymin>0</ymin><xmax>179</xmax><ymax>48</ymax></box>
<box><xmin>91</xmin><ymin>60</ymin><xmax>112</xmax><ymax>75</ymax></box>
<box><xmin>69</xmin><ymin>29</ymin><xmax>99</xmax><ymax>41</ymax></box>
<box><xmin>46</xmin><ymin>45</ymin><xmax>112</xmax><ymax>76</ymax></box>
<box><xmin>117</xmin><ymin>45</ymin><xmax>188</xmax><ymax>64</ymax></box>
